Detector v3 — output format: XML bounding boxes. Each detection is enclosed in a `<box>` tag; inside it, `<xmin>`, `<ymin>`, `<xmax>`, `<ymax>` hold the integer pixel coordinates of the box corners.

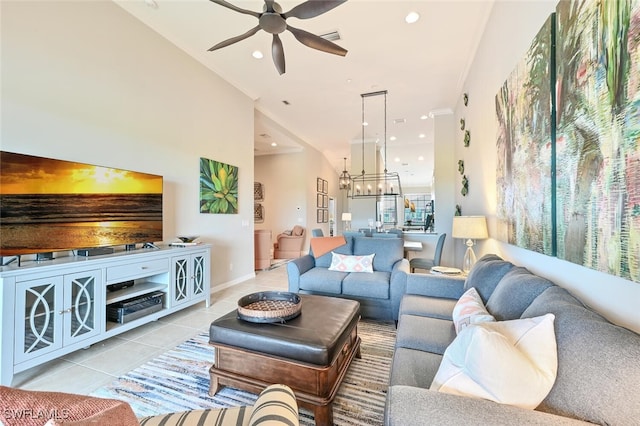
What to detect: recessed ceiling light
<box><xmin>252</xmin><ymin>50</ymin><xmax>263</xmax><ymax>59</ymax></box>
<box><xmin>390</xmin><ymin>136</ymin><xmax>397</xmax><ymax>141</ymax></box>
<box><xmin>394</xmin><ymin>157</ymin><xmax>400</xmax><ymax>162</ymax></box>
<box><xmin>144</xmin><ymin>0</ymin><xmax>158</xmax><ymax>9</ymax></box>
<box><xmin>418</xmin><ymin>156</ymin><xmax>424</xmax><ymax>161</ymax></box>
<box><xmin>419</xmin><ymin>133</ymin><xmax>426</xmax><ymax>138</ymax></box>
<box><xmin>405</xmin><ymin>11</ymin><xmax>420</xmax><ymax>24</ymax></box>
<box><xmin>271</xmin><ymin>142</ymin><xmax>277</xmax><ymax>147</ymax></box>
<box><xmin>420</xmin><ymin>114</ymin><xmax>428</xmax><ymax>120</ymax></box>
<box><xmin>362</xmin><ymin>121</ymin><xmax>368</xmax><ymax>126</ymax></box>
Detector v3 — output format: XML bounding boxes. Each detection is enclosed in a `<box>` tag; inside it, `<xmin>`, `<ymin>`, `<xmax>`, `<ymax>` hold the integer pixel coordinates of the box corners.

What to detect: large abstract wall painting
<box><xmin>496</xmin><ymin>0</ymin><xmax>640</xmax><ymax>284</ymax></box>
<box><xmin>496</xmin><ymin>14</ymin><xmax>555</xmax><ymax>256</ymax></box>
<box><xmin>556</xmin><ymin>0</ymin><xmax>639</xmax><ymax>282</ymax></box>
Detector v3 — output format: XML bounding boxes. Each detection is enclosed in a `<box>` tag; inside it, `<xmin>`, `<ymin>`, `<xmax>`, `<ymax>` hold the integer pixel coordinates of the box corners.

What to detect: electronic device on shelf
<box><xmin>107</xmin><ymin>280</ymin><xmax>135</xmax><ymax>292</ymax></box>
<box><xmin>106</xmin><ymin>290</ymin><xmax>164</xmax><ymax>324</ymax></box>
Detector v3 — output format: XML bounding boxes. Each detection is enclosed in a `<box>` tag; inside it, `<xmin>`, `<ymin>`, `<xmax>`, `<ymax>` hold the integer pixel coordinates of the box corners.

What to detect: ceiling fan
<box><xmin>208</xmin><ymin>0</ymin><xmax>348</xmax><ymax>75</ymax></box>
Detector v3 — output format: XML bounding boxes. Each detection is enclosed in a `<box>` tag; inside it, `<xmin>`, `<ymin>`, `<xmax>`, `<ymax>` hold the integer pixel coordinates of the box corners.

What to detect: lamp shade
<box><xmin>341</xmin><ymin>213</ymin><xmax>352</xmax><ymax>221</ymax></box>
<box><xmin>452</xmin><ymin>216</ymin><xmax>488</xmax><ymax>240</ymax></box>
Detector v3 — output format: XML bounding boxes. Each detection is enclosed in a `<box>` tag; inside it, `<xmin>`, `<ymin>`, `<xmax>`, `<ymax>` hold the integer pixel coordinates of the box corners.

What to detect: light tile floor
<box><xmin>12</xmin><ymin>265</ymin><xmax>289</xmax><ymax>395</ymax></box>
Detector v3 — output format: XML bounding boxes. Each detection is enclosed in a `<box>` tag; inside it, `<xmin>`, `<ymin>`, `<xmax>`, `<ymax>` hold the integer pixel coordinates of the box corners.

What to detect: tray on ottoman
<box><xmin>237</xmin><ymin>291</ymin><xmax>301</xmax><ymax>323</ymax></box>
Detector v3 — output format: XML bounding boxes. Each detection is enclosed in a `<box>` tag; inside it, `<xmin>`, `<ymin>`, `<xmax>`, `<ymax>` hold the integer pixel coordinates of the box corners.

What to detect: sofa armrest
<box><xmin>140</xmin><ymin>384</ymin><xmax>299</xmax><ymax>426</ymax></box>
<box><xmin>405</xmin><ymin>273</ymin><xmax>465</xmax><ymax>299</ymax></box>
<box><xmin>389</xmin><ymin>259</ymin><xmax>410</xmax><ymax>320</ymax></box>
<box><xmin>287</xmin><ymin>255</ymin><xmax>315</xmax><ymax>292</ymax></box>
<box><xmin>384</xmin><ymin>386</ymin><xmax>590</xmax><ymax>426</ymax></box>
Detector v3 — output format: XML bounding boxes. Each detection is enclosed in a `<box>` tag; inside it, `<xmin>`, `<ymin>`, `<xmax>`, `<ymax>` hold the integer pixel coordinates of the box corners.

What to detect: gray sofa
<box><xmin>385</xmin><ymin>254</ymin><xmax>640</xmax><ymax>425</ymax></box>
<box><xmin>287</xmin><ymin>236</ymin><xmax>409</xmax><ymax>320</ymax></box>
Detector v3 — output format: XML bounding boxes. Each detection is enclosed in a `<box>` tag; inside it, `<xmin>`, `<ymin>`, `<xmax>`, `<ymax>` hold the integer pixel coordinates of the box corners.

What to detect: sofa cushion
<box><xmin>385</xmin><ymin>385</ymin><xmax>590</xmax><ymax>426</ymax></box>
<box><xmin>395</xmin><ymin>314</ymin><xmax>456</xmax><ymax>354</ymax></box>
<box><xmin>342</xmin><ymin>271</ymin><xmax>390</xmax><ymax>299</ymax></box>
<box><xmin>521</xmin><ymin>286</ymin><xmax>640</xmax><ymax>425</ymax></box>
<box><xmin>313</xmin><ymin>236</ymin><xmax>354</xmax><ymax>268</ymax></box>
<box><xmin>452</xmin><ymin>287</ymin><xmax>495</xmax><ymax>334</ymax></box>
<box><xmin>389</xmin><ymin>347</ymin><xmax>443</xmax><ymax>389</ymax></box>
<box><xmin>298</xmin><ymin>267</ymin><xmax>346</xmax><ymax>293</ymax></box>
<box><xmin>353</xmin><ymin>237</ymin><xmax>403</xmax><ymax>272</ymax></box>
<box><xmin>463</xmin><ymin>254</ymin><xmax>514</xmax><ymax>302</ymax></box>
<box><xmin>399</xmin><ymin>294</ymin><xmax>457</xmax><ymax>320</ymax></box>
<box><xmin>430</xmin><ymin>314</ymin><xmax>558</xmax><ymax>410</ymax></box>
<box><xmin>329</xmin><ymin>252</ymin><xmax>374</xmax><ymax>273</ymax></box>
<box><xmin>486</xmin><ymin>267</ymin><xmax>554</xmax><ymax>320</ymax></box>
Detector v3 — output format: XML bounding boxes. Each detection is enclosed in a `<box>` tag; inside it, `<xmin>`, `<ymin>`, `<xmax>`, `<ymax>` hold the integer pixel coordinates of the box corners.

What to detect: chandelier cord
<box><xmin>384</xmin><ymin>91</ymin><xmax>388</xmax><ymax>174</ymax></box>
<box><xmin>361</xmin><ymin>94</ymin><xmax>365</xmax><ymax>176</ymax></box>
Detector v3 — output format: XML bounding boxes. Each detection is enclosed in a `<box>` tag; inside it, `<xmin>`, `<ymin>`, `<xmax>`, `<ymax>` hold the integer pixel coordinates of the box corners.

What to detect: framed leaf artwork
<box><xmin>200</xmin><ymin>157</ymin><xmax>238</xmax><ymax>214</ymax></box>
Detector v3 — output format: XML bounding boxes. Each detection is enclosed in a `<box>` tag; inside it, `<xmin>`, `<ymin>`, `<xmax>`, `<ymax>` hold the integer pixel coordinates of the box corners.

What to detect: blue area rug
<box><xmin>91</xmin><ymin>320</ymin><xmax>396</xmax><ymax>425</ymax></box>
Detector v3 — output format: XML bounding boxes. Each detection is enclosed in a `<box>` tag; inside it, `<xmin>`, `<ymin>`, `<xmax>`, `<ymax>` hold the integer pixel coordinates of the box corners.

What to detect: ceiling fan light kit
<box><xmin>208</xmin><ymin>0</ymin><xmax>348</xmax><ymax>75</ymax></box>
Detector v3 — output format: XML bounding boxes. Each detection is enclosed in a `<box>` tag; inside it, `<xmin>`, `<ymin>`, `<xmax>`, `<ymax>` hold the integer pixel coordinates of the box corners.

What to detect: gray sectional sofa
<box><xmin>287</xmin><ymin>236</ymin><xmax>409</xmax><ymax>320</ymax></box>
<box><xmin>385</xmin><ymin>254</ymin><xmax>640</xmax><ymax>426</ymax></box>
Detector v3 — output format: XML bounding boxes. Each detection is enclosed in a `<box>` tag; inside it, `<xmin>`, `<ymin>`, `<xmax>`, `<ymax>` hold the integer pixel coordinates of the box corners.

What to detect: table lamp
<box><xmin>452</xmin><ymin>216</ymin><xmax>488</xmax><ymax>273</ymax></box>
<box><xmin>342</xmin><ymin>212</ymin><xmax>352</xmax><ymax>231</ymax></box>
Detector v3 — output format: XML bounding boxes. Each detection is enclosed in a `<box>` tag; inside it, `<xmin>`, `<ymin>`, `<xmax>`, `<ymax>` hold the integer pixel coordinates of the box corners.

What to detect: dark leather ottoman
<box><xmin>209</xmin><ymin>294</ymin><xmax>361</xmax><ymax>426</ymax></box>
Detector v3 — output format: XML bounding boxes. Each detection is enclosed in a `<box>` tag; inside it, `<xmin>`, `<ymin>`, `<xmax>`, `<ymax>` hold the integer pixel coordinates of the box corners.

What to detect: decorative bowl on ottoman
<box><xmin>237</xmin><ymin>291</ymin><xmax>301</xmax><ymax>323</ymax></box>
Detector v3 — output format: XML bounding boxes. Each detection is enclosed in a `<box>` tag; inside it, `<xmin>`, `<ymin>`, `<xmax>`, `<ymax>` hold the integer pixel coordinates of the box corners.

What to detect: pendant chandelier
<box><xmin>339</xmin><ymin>157</ymin><xmax>352</xmax><ymax>190</ymax></box>
<box><xmin>348</xmin><ymin>90</ymin><xmax>402</xmax><ymax>198</ymax></box>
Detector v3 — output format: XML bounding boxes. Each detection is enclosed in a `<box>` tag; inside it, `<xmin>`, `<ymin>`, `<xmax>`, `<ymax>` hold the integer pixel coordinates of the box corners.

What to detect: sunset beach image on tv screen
<box><xmin>0</xmin><ymin>151</ymin><xmax>163</xmax><ymax>256</ymax></box>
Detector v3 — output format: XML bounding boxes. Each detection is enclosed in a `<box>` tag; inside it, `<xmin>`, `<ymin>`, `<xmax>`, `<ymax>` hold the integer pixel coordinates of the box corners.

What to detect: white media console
<box><xmin>0</xmin><ymin>244</ymin><xmax>211</xmax><ymax>386</ymax></box>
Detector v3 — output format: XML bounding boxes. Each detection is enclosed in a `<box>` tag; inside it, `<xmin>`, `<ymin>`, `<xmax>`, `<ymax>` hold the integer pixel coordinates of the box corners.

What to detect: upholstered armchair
<box><xmin>0</xmin><ymin>384</ymin><xmax>299</xmax><ymax>426</ymax></box>
<box><xmin>274</xmin><ymin>225</ymin><xmax>306</xmax><ymax>258</ymax></box>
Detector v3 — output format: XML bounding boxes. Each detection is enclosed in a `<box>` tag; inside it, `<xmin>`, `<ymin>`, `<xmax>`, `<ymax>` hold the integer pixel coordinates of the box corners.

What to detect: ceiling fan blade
<box><xmin>287</xmin><ymin>25</ymin><xmax>347</xmax><ymax>56</ymax></box>
<box><xmin>208</xmin><ymin>25</ymin><xmax>261</xmax><ymax>51</ymax></box>
<box><xmin>272</xmin><ymin>34</ymin><xmax>286</xmax><ymax>75</ymax></box>
<box><xmin>209</xmin><ymin>0</ymin><xmax>260</xmax><ymax>18</ymax></box>
<box><xmin>283</xmin><ymin>0</ymin><xmax>347</xmax><ymax>19</ymax></box>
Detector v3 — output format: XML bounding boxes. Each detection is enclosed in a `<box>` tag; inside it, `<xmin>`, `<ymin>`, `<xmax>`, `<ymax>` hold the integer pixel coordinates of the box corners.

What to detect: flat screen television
<box><xmin>0</xmin><ymin>151</ymin><xmax>163</xmax><ymax>257</ymax></box>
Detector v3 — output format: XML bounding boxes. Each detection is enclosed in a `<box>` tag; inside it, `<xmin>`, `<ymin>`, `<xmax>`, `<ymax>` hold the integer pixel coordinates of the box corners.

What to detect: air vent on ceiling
<box><xmin>320</xmin><ymin>30</ymin><xmax>341</xmax><ymax>41</ymax></box>
<box><xmin>393</xmin><ymin>118</ymin><xmax>406</xmax><ymax>124</ymax></box>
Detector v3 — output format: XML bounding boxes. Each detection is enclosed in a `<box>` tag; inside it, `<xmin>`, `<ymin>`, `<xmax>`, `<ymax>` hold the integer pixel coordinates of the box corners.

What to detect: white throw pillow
<box><xmin>452</xmin><ymin>287</ymin><xmax>495</xmax><ymax>334</ymax></box>
<box><xmin>431</xmin><ymin>314</ymin><xmax>558</xmax><ymax>410</ymax></box>
<box><xmin>328</xmin><ymin>252</ymin><xmax>374</xmax><ymax>273</ymax></box>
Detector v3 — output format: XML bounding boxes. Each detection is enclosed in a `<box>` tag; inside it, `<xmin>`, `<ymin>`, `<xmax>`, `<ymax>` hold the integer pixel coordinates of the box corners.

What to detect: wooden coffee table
<box><xmin>209</xmin><ymin>294</ymin><xmax>361</xmax><ymax>426</ymax></box>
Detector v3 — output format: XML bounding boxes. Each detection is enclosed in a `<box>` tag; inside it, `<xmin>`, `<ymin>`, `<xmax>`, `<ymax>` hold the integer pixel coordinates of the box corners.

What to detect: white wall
<box><xmin>254</xmin><ymin>143</ymin><xmax>339</xmax><ymax>254</ymax></box>
<box><xmin>1</xmin><ymin>1</ymin><xmax>256</xmax><ymax>289</ymax></box>
<box><xmin>459</xmin><ymin>0</ymin><xmax>640</xmax><ymax>333</ymax></box>
<box><xmin>433</xmin><ymin>113</ymin><xmax>456</xmax><ymax>267</ymax></box>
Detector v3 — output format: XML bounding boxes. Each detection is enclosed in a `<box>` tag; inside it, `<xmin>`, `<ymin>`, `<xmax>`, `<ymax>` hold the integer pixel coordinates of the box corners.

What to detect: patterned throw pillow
<box><xmin>328</xmin><ymin>252</ymin><xmax>375</xmax><ymax>273</ymax></box>
<box><xmin>452</xmin><ymin>287</ymin><xmax>495</xmax><ymax>334</ymax></box>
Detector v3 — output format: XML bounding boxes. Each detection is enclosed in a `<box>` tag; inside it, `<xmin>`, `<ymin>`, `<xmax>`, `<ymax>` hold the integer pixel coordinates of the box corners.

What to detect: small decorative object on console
<box><xmin>177</xmin><ymin>236</ymin><xmax>199</xmax><ymax>243</ymax></box>
<box><xmin>237</xmin><ymin>291</ymin><xmax>301</xmax><ymax>323</ymax></box>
